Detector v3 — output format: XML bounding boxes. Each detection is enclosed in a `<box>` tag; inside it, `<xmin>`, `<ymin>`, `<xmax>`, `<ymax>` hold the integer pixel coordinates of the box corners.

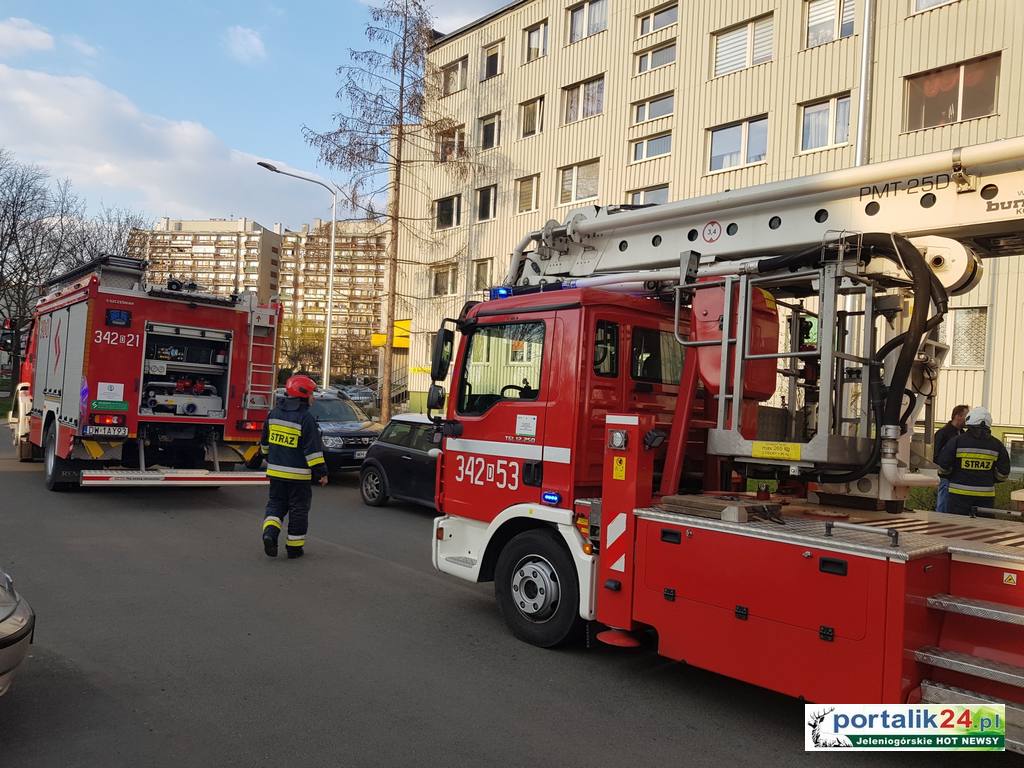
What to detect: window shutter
<box><xmin>518</xmin><ymin>177</ymin><xmax>535</xmax><ymax>212</ymax></box>
<box><xmin>752</xmin><ymin>17</ymin><xmax>773</xmax><ymax>64</ymax></box>
<box><xmin>807</xmin><ymin>0</ymin><xmax>834</xmax><ymax>45</ymax></box>
<box><xmin>576</xmin><ymin>161</ymin><xmax>599</xmax><ymax>199</ymax></box>
<box><xmin>559</xmin><ymin>168</ymin><xmax>574</xmax><ymax>204</ymax></box>
<box><xmin>840</xmin><ymin>0</ymin><xmax>855</xmax><ymax>36</ymax></box>
<box><xmin>715</xmin><ymin>26</ymin><xmax>747</xmax><ymax>77</ymax></box>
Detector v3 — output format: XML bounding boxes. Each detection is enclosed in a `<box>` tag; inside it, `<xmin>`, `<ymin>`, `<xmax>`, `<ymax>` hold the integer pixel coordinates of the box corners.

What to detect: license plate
<box><xmin>83</xmin><ymin>426</ymin><xmax>129</xmax><ymax>437</ymax></box>
<box><xmin>355</xmin><ymin>450</ymin><xmax>367</xmax><ymax>459</ymax></box>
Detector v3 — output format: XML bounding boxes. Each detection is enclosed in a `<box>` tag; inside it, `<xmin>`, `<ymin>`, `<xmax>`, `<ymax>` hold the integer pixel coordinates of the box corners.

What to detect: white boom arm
<box><xmin>507</xmin><ymin>137</ymin><xmax>1024</xmax><ymax>287</ymax></box>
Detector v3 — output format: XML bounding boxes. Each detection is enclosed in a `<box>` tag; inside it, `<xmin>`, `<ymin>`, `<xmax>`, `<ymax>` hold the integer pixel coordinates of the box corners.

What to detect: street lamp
<box><xmin>257</xmin><ymin>161</ymin><xmax>338</xmax><ymax>386</ymax></box>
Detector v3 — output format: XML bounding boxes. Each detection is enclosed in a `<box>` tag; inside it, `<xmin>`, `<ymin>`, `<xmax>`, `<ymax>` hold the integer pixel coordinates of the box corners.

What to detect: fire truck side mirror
<box><xmin>427</xmin><ymin>383</ymin><xmax>446</xmax><ymax>411</ymax></box>
<box><xmin>430</xmin><ymin>328</ymin><xmax>455</xmax><ymax>382</ymax></box>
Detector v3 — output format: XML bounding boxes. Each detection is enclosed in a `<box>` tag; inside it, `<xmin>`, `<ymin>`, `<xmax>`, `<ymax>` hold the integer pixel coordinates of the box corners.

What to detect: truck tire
<box><xmin>360</xmin><ymin>465</ymin><xmax>389</xmax><ymax>507</ymax></box>
<box><xmin>494</xmin><ymin>528</ymin><xmax>583</xmax><ymax>648</ymax></box>
<box><xmin>43</xmin><ymin>421</ymin><xmax>75</xmax><ymax>492</ymax></box>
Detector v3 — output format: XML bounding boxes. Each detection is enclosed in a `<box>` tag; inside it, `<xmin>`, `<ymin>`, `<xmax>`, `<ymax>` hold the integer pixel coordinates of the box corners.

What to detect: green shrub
<box><xmin>906</xmin><ymin>480</ymin><xmax>1024</xmax><ymax>511</ymax></box>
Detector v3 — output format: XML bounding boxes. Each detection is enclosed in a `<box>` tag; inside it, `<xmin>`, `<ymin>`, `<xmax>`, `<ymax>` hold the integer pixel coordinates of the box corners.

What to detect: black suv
<box><xmin>293</xmin><ymin>388</ymin><xmax>383</xmax><ymax>473</ymax></box>
<box><xmin>360</xmin><ymin>414</ymin><xmax>438</xmax><ymax>508</ymax></box>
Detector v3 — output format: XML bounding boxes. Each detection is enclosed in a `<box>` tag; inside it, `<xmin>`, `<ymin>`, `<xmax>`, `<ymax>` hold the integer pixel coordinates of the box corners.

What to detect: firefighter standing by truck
<box><xmin>260</xmin><ymin>375</ymin><xmax>328</xmax><ymax>558</ymax></box>
<box><xmin>936</xmin><ymin>406</ymin><xmax>1011</xmax><ymax>516</ymax></box>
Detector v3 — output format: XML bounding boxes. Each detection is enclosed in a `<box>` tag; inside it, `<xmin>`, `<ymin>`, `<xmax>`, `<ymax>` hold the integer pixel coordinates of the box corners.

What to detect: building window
<box><xmin>525</xmin><ymin>20</ymin><xmax>548</xmax><ymax>61</ymax></box>
<box><xmin>713</xmin><ymin>15</ymin><xmax>773</xmax><ymax>77</ymax></box>
<box><xmin>801</xmin><ymin>93</ymin><xmax>851</xmax><ymax>151</ymax></box>
<box><xmin>431</xmin><ymin>265</ymin><xmax>458</xmax><ymax>297</ymax></box>
<box><xmin>1003</xmin><ymin>433</ymin><xmax>1024</xmax><ymax>478</ymax></box>
<box><xmin>520</xmin><ymin>96</ymin><xmax>544</xmax><ymax>137</ymax></box>
<box><xmin>441</xmin><ymin>57</ymin><xmax>468</xmax><ymax>95</ymax></box>
<box><xmin>563</xmin><ymin>75</ymin><xmax>605</xmax><ymax>124</ymax></box>
<box><xmin>638</xmin><ymin>4</ymin><xmax>678</xmax><ymax>37</ymax></box>
<box><xmin>634</xmin><ymin>93</ymin><xmax>674</xmax><ymax>124</ymax></box>
<box><xmin>637</xmin><ymin>42</ymin><xmax>676</xmax><ymax>73</ymax></box>
<box><xmin>559</xmin><ymin>160</ymin><xmax>600</xmax><ymax>204</ymax></box>
<box><xmin>628</xmin><ymin>185</ymin><xmax>669</xmax><ymax>205</ymax></box>
<box><xmin>709</xmin><ymin>117</ymin><xmax>768</xmax><ymax>172</ymax></box>
<box><xmin>914</xmin><ymin>0</ymin><xmax>956</xmax><ymax>10</ymax></box>
<box><xmin>479</xmin><ymin>113</ymin><xmax>500</xmax><ymax>150</ymax></box>
<box><xmin>805</xmin><ymin>0</ymin><xmax>854</xmax><ymax>48</ymax></box>
<box><xmin>568</xmin><ymin>0</ymin><xmax>607</xmax><ymax>44</ymax></box>
<box><xmin>436</xmin><ymin>126</ymin><xmax>466</xmax><ymax>162</ymax></box>
<box><xmin>938</xmin><ymin>307</ymin><xmax>988</xmax><ymax>368</ymax></box>
<box><xmin>433</xmin><ymin>195</ymin><xmax>461</xmax><ymax>230</ymax></box>
<box><xmin>481</xmin><ymin>41</ymin><xmax>503</xmax><ymax>80</ymax></box>
<box><xmin>517</xmin><ymin>174</ymin><xmax>540</xmax><ymax>213</ymax></box>
<box><xmin>632</xmin><ymin>133</ymin><xmax>672</xmax><ymax>163</ymax></box>
<box><xmin>904</xmin><ymin>55</ymin><xmax>1000</xmax><ymax>131</ymax></box>
<box><xmin>473</xmin><ymin>259</ymin><xmax>492</xmax><ymax>291</ymax></box>
<box><xmin>476</xmin><ymin>185</ymin><xmax>497</xmax><ymax>221</ymax></box>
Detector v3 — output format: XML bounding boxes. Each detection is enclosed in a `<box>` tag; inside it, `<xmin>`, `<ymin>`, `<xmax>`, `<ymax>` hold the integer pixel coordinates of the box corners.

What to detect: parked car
<box><xmin>0</xmin><ymin>568</ymin><xmax>35</xmax><ymax>696</ymax></box>
<box><xmin>360</xmin><ymin>414</ymin><xmax>438</xmax><ymax>508</ymax></box>
<box><xmin>271</xmin><ymin>387</ymin><xmax>383</xmax><ymax>473</ymax></box>
<box><xmin>341</xmin><ymin>385</ymin><xmax>377</xmax><ymax>408</ymax></box>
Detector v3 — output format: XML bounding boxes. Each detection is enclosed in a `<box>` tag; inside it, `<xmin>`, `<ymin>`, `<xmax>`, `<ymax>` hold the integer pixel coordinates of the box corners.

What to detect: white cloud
<box><xmin>0</xmin><ymin>17</ymin><xmax>55</xmax><ymax>57</ymax></box>
<box><xmin>64</xmin><ymin>34</ymin><xmax>99</xmax><ymax>57</ymax></box>
<box><xmin>224</xmin><ymin>25</ymin><xmax>266</xmax><ymax>64</ymax></box>
<box><xmin>0</xmin><ymin>64</ymin><xmax>328</xmax><ymax>230</ymax></box>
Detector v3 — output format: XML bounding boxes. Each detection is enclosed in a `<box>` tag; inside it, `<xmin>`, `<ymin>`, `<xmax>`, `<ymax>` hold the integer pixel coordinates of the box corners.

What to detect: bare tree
<box><xmin>279</xmin><ymin>316</ymin><xmax>325</xmax><ymax>373</ymax></box>
<box><xmin>304</xmin><ymin>0</ymin><xmax>470</xmax><ymax>420</ymax></box>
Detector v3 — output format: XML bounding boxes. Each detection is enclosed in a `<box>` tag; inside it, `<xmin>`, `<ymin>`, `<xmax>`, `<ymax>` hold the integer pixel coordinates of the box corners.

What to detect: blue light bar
<box><xmin>541</xmin><ymin>490</ymin><xmax>562</xmax><ymax>506</ymax></box>
<box><xmin>489</xmin><ymin>286</ymin><xmax>513</xmax><ymax>300</ymax></box>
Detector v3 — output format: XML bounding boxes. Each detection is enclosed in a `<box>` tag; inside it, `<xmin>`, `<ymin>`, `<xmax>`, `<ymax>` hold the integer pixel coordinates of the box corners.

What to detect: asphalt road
<box><xmin>0</xmin><ymin>429</ymin><xmax>1018</xmax><ymax>767</ymax></box>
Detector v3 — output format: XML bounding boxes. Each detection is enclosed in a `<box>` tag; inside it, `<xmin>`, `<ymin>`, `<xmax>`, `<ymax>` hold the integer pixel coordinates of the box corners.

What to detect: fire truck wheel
<box><xmin>360</xmin><ymin>466</ymin><xmax>388</xmax><ymax>507</ymax></box>
<box><xmin>495</xmin><ymin>529</ymin><xmax>582</xmax><ymax>648</ymax></box>
<box><xmin>43</xmin><ymin>421</ymin><xmax>74</xmax><ymax>492</ymax></box>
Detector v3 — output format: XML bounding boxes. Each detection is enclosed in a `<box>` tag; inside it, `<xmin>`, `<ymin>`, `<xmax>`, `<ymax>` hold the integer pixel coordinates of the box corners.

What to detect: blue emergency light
<box><xmin>541</xmin><ymin>491</ymin><xmax>562</xmax><ymax>506</ymax></box>
<box><xmin>489</xmin><ymin>286</ymin><xmax>513</xmax><ymax>300</ymax></box>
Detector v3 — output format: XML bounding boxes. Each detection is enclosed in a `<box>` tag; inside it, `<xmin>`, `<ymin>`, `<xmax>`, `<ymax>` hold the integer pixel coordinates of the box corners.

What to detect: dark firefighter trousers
<box><xmin>263</xmin><ymin>478</ymin><xmax>312</xmax><ymax>550</ymax></box>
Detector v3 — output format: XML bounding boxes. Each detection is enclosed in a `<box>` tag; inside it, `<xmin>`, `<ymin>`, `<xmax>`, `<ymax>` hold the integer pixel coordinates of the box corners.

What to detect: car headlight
<box><xmin>321</xmin><ymin>436</ymin><xmax>344</xmax><ymax>449</ymax></box>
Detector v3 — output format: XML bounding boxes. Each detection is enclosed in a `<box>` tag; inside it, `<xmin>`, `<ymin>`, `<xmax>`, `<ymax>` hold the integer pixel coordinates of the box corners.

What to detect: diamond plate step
<box><xmin>921</xmin><ymin>680</ymin><xmax>1023</xmax><ymax>754</ymax></box>
<box><xmin>915</xmin><ymin>647</ymin><xmax>1024</xmax><ymax>688</ymax></box>
<box><xmin>927</xmin><ymin>594</ymin><xmax>1024</xmax><ymax>626</ymax></box>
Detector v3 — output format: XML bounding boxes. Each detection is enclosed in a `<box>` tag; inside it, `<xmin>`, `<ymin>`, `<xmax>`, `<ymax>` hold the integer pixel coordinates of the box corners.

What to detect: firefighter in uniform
<box><xmin>259</xmin><ymin>375</ymin><xmax>327</xmax><ymax>558</ymax></box>
<box><xmin>936</xmin><ymin>406</ymin><xmax>1010</xmax><ymax>517</ymax></box>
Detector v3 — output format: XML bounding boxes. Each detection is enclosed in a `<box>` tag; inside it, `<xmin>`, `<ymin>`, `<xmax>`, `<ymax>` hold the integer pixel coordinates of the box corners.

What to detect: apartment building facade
<box><xmin>129</xmin><ymin>217</ymin><xmax>386</xmax><ymax>383</ymax></box>
<box><xmin>394</xmin><ymin>0</ymin><xmax>1024</xmax><ymax>470</ymax></box>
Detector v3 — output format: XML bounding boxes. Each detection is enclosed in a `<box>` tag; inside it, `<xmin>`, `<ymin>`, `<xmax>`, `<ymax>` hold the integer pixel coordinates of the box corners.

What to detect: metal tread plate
<box><xmin>915</xmin><ymin>647</ymin><xmax>1024</xmax><ymax>688</ymax></box>
<box><xmin>921</xmin><ymin>680</ymin><xmax>1023</xmax><ymax>755</ymax></box>
<box><xmin>927</xmin><ymin>594</ymin><xmax>1024</xmax><ymax>626</ymax></box>
<box><xmin>634</xmin><ymin>507</ymin><xmax>946</xmax><ymax>561</ymax></box>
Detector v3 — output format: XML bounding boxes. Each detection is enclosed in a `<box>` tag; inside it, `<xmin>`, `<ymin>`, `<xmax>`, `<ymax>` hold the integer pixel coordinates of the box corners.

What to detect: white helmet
<box><xmin>965</xmin><ymin>406</ymin><xmax>993</xmax><ymax>427</ymax></box>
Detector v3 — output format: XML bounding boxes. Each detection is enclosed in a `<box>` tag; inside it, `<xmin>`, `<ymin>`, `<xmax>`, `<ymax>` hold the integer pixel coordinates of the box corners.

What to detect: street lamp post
<box><xmin>257</xmin><ymin>161</ymin><xmax>337</xmax><ymax>386</ymax></box>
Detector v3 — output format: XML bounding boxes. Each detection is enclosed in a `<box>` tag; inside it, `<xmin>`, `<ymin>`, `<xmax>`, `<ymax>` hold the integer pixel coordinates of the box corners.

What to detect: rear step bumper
<box><xmin>921</xmin><ymin>679</ymin><xmax>1023</xmax><ymax>754</ymax></box>
<box><xmin>80</xmin><ymin>470</ymin><xmax>268</xmax><ymax>487</ymax></box>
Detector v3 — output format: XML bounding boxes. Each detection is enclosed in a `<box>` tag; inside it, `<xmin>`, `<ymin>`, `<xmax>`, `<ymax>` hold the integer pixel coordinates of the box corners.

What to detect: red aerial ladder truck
<box><xmin>428</xmin><ymin>137</ymin><xmax>1024</xmax><ymax>751</ymax></box>
<box><xmin>6</xmin><ymin>256</ymin><xmax>278</xmax><ymax>490</ymax></box>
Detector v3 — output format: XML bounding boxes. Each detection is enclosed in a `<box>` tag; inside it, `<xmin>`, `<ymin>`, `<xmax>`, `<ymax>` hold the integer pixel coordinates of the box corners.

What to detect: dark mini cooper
<box><xmin>359</xmin><ymin>414</ymin><xmax>438</xmax><ymax>508</ymax></box>
<box><xmin>304</xmin><ymin>389</ymin><xmax>384</xmax><ymax>473</ymax></box>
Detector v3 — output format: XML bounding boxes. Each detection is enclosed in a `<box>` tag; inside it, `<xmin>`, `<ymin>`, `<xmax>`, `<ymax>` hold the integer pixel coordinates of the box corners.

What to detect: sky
<box><xmin>0</xmin><ymin>0</ymin><xmax>507</xmax><ymax>230</ymax></box>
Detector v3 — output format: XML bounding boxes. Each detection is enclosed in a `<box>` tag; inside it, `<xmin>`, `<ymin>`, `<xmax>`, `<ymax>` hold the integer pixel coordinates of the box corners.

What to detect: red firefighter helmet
<box><xmin>285</xmin><ymin>374</ymin><xmax>317</xmax><ymax>400</ymax></box>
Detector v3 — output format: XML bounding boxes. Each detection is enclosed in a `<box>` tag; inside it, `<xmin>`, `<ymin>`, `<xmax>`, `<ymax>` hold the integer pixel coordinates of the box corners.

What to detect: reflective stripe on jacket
<box><xmin>936</xmin><ymin>426</ymin><xmax>1010</xmax><ymax>498</ymax></box>
<box><xmin>259</xmin><ymin>398</ymin><xmax>327</xmax><ymax>482</ymax></box>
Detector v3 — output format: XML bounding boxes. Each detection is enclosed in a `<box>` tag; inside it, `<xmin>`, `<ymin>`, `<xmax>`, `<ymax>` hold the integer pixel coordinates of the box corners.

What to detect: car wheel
<box><xmin>44</xmin><ymin>421</ymin><xmax>75</xmax><ymax>492</ymax></box>
<box><xmin>360</xmin><ymin>465</ymin><xmax>388</xmax><ymax>507</ymax></box>
<box><xmin>494</xmin><ymin>529</ymin><xmax>583</xmax><ymax>648</ymax></box>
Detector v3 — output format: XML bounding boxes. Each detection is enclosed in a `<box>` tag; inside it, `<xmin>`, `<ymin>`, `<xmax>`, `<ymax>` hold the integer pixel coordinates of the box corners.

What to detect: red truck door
<box><xmin>443</xmin><ymin>315</ymin><xmax>558</xmax><ymax>523</ymax></box>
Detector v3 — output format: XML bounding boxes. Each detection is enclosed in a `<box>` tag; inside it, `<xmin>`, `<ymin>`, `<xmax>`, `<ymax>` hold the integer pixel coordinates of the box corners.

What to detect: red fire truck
<box><xmin>428</xmin><ymin>137</ymin><xmax>1024</xmax><ymax>750</ymax></box>
<box><xmin>7</xmin><ymin>256</ymin><xmax>277</xmax><ymax>490</ymax></box>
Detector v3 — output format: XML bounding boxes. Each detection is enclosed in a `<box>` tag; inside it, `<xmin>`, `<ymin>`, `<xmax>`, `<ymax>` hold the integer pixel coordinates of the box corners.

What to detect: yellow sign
<box><xmin>751</xmin><ymin>441</ymin><xmax>802</xmax><ymax>461</ymax></box>
<box><xmin>1005</xmin><ymin>572</ymin><xmax>1018</xmax><ymax>586</ymax></box>
<box><xmin>612</xmin><ymin>456</ymin><xmax>627</xmax><ymax>481</ymax></box>
<box><xmin>371</xmin><ymin>319</ymin><xmax>411</xmax><ymax>349</ymax></box>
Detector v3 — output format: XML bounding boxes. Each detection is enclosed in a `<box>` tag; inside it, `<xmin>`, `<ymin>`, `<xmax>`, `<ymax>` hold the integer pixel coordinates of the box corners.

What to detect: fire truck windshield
<box><xmin>457</xmin><ymin>321</ymin><xmax>544</xmax><ymax>416</ymax></box>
